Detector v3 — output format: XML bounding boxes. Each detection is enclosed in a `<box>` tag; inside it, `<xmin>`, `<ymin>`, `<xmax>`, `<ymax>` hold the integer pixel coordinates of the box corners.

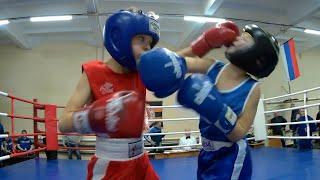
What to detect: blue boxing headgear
<box><xmin>104</xmin><ymin>10</ymin><xmax>160</xmax><ymax>70</ymax></box>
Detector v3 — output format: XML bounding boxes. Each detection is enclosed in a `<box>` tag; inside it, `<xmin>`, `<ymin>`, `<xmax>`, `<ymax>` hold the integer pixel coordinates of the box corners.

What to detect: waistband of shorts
<box><xmin>201</xmin><ymin>137</ymin><xmax>233</xmax><ymax>151</ymax></box>
<box><xmin>95</xmin><ymin>136</ymin><xmax>144</xmax><ymax>161</ymax></box>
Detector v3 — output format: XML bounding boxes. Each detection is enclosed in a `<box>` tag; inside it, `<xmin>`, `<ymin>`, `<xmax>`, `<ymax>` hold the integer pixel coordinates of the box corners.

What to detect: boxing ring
<box><xmin>1</xmin><ymin>87</ymin><xmax>320</xmax><ymax>180</ymax></box>
<box><xmin>1</xmin><ymin>147</ymin><xmax>319</xmax><ymax>179</ymax></box>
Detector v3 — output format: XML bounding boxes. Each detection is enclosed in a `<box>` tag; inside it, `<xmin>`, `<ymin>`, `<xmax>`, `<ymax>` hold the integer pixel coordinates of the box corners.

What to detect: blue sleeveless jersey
<box><xmin>200</xmin><ymin>61</ymin><xmax>258</xmax><ymax>142</ymax></box>
<box><xmin>198</xmin><ymin>61</ymin><xmax>258</xmax><ymax>180</ymax></box>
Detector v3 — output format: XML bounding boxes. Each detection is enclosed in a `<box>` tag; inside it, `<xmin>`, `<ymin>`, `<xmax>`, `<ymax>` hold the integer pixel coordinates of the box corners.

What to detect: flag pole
<box><xmin>288</xmin><ymin>81</ymin><xmax>291</xmax><ymax>94</ymax></box>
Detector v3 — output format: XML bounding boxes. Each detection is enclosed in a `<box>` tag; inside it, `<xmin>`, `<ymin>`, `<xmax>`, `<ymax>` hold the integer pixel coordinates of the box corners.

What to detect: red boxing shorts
<box><xmin>86</xmin><ymin>137</ymin><xmax>159</xmax><ymax>180</ymax></box>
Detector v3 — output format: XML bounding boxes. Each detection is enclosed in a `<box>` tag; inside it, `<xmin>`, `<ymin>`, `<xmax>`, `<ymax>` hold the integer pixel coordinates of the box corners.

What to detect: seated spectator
<box><xmin>314</xmin><ymin>106</ymin><xmax>320</xmax><ymax>145</ymax></box>
<box><xmin>16</xmin><ymin>130</ymin><xmax>33</xmax><ymax>152</ymax></box>
<box><xmin>270</xmin><ymin>112</ymin><xmax>287</xmax><ymax>147</ymax></box>
<box><xmin>63</xmin><ymin>135</ymin><xmax>82</xmax><ymax>160</ymax></box>
<box><xmin>145</xmin><ymin>121</ymin><xmax>164</xmax><ymax>153</ymax></box>
<box><xmin>1</xmin><ymin>131</ymin><xmax>13</xmax><ymax>155</ymax></box>
<box><xmin>0</xmin><ymin>120</ymin><xmax>4</xmax><ymax>150</ymax></box>
<box><xmin>179</xmin><ymin>129</ymin><xmax>197</xmax><ymax>150</ymax></box>
<box><xmin>316</xmin><ymin>105</ymin><xmax>320</xmax><ymax>130</ymax></box>
<box><xmin>295</xmin><ymin>109</ymin><xmax>317</xmax><ymax>150</ymax></box>
<box><xmin>144</xmin><ymin>104</ymin><xmax>155</xmax><ymax>132</ymax></box>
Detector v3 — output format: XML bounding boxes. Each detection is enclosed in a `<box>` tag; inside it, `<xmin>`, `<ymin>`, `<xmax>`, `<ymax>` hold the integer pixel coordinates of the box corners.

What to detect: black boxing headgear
<box><xmin>225</xmin><ymin>24</ymin><xmax>279</xmax><ymax>78</ymax></box>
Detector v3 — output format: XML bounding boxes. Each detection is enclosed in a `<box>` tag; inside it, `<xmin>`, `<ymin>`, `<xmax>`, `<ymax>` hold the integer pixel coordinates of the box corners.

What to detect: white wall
<box><xmin>0</xmin><ymin>42</ymin><xmax>102</xmax><ymax>133</ymax></box>
<box><xmin>1</xmin><ymin>42</ymin><xmax>320</xmax><ymax>139</ymax></box>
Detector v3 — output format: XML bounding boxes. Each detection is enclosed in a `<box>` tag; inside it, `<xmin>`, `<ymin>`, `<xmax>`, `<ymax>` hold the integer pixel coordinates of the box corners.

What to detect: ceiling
<box><xmin>0</xmin><ymin>0</ymin><xmax>320</xmax><ymax>53</ymax></box>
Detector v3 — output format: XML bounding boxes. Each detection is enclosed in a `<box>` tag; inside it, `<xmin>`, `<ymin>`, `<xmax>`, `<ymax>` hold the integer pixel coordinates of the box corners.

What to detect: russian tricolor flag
<box><xmin>280</xmin><ymin>39</ymin><xmax>300</xmax><ymax>81</ymax></box>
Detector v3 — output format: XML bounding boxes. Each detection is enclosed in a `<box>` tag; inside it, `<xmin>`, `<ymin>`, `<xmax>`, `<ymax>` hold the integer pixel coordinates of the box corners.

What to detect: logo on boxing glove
<box><xmin>105</xmin><ymin>92</ymin><xmax>138</xmax><ymax>133</ymax></box>
<box><xmin>105</xmin><ymin>98</ymin><xmax>123</xmax><ymax>133</ymax></box>
<box><xmin>194</xmin><ymin>80</ymin><xmax>214</xmax><ymax>105</ymax></box>
<box><xmin>214</xmin><ymin>106</ymin><xmax>237</xmax><ymax>134</ymax></box>
<box><xmin>164</xmin><ymin>49</ymin><xmax>183</xmax><ymax>78</ymax></box>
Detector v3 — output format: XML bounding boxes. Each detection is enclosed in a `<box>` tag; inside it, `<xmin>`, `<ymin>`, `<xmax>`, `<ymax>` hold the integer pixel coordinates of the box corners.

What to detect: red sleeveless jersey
<box><xmin>82</xmin><ymin>60</ymin><xmax>146</xmax><ymax>102</ymax></box>
<box><xmin>83</xmin><ymin>61</ymin><xmax>159</xmax><ymax>180</ymax></box>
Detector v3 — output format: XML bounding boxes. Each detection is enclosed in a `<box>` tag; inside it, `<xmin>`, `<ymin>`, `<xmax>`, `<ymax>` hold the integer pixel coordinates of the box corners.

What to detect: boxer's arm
<box><xmin>59</xmin><ymin>73</ymin><xmax>92</xmax><ymax>133</ymax></box>
<box><xmin>177</xmin><ymin>47</ymin><xmax>196</xmax><ymax>57</ymax></box>
<box><xmin>177</xmin><ymin>47</ymin><xmax>215</xmax><ymax>74</ymax></box>
<box><xmin>1</xmin><ymin>142</ymin><xmax>6</xmax><ymax>150</ymax></box>
<box><xmin>16</xmin><ymin>144</ymin><xmax>23</xmax><ymax>150</ymax></box>
<box><xmin>4</xmin><ymin>146</ymin><xmax>10</xmax><ymax>153</ymax></box>
<box><xmin>185</xmin><ymin>56</ymin><xmax>215</xmax><ymax>73</ymax></box>
<box><xmin>227</xmin><ymin>85</ymin><xmax>260</xmax><ymax>142</ymax></box>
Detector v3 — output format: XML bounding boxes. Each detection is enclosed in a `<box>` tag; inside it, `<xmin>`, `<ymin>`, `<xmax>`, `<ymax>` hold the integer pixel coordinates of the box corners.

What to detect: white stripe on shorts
<box><xmin>92</xmin><ymin>158</ymin><xmax>110</xmax><ymax>180</ymax></box>
<box><xmin>231</xmin><ymin>139</ymin><xmax>247</xmax><ymax>180</ymax></box>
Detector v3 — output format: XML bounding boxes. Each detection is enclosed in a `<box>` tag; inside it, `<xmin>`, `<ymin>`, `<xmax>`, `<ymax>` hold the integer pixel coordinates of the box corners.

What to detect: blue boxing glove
<box><xmin>177</xmin><ymin>74</ymin><xmax>237</xmax><ymax>134</ymax></box>
<box><xmin>138</xmin><ymin>48</ymin><xmax>187</xmax><ymax>98</ymax></box>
